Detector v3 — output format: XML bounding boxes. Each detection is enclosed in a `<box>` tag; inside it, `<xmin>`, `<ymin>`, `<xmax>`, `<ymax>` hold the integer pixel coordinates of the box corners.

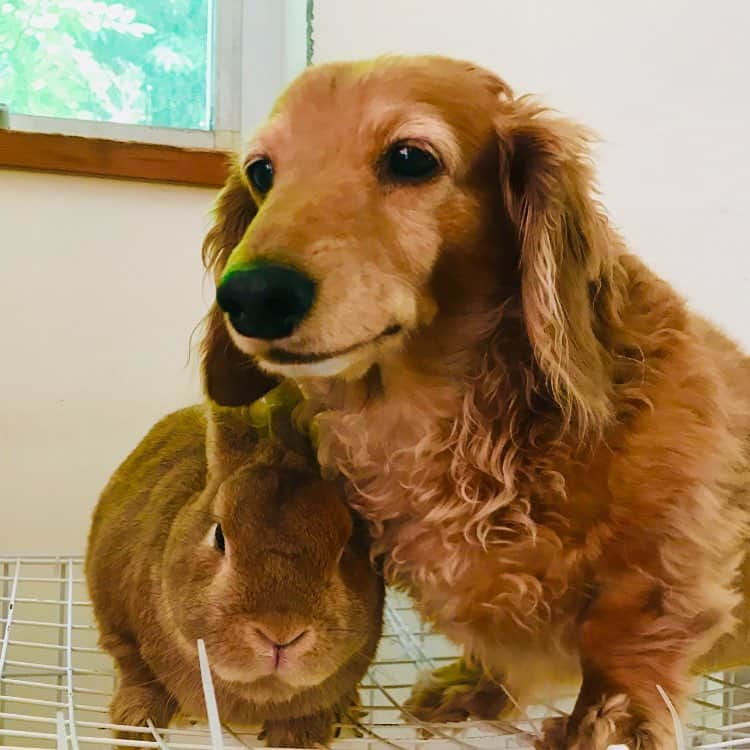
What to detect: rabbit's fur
<box><xmin>86</xmin><ymin>402</ymin><xmax>384</xmax><ymax>748</ymax></box>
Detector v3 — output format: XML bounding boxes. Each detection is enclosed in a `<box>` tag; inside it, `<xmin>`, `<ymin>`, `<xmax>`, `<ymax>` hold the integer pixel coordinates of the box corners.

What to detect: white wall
<box><xmin>312</xmin><ymin>0</ymin><xmax>750</xmax><ymax>349</ymax></box>
<box><xmin>0</xmin><ymin>171</ymin><xmax>215</xmax><ymax>554</ymax></box>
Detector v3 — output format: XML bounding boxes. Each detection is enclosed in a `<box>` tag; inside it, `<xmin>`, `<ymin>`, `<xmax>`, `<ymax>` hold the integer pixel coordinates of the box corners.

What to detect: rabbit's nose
<box><xmin>216</xmin><ymin>263</ymin><xmax>316</xmax><ymax>341</ymax></box>
<box><xmin>249</xmin><ymin>619</ymin><xmax>315</xmax><ymax>665</ymax></box>
<box><xmin>254</xmin><ymin>624</ymin><xmax>309</xmax><ymax>650</ymax></box>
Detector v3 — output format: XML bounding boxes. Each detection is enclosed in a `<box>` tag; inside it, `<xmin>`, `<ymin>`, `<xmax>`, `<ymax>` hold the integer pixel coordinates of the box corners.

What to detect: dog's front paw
<box><xmin>404</xmin><ymin>658</ymin><xmax>508</xmax><ymax>725</ymax></box>
<box><xmin>537</xmin><ymin>694</ymin><xmax>659</xmax><ymax>750</ymax></box>
<box><xmin>534</xmin><ymin>715</ymin><xmax>569</xmax><ymax>750</ymax></box>
<box><xmin>569</xmin><ymin>694</ymin><xmax>631</xmax><ymax>750</ymax></box>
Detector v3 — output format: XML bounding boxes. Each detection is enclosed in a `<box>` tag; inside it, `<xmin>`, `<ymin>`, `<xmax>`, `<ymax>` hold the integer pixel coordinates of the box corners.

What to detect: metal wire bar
<box><xmin>4</xmin><ymin>556</ymin><xmax>750</xmax><ymax>750</ymax></box>
<box><xmin>0</xmin><ymin>560</ymin><xmax>21</xmax><ymax>678</ymax></box>
<box><xmin>64</xmin><ymin>563</ymin><xmax>81</xmax><ymax>750</ymax></box>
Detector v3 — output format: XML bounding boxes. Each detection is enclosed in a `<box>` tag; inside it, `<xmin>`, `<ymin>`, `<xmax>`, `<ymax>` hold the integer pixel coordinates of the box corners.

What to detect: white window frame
<box><xmin>7</xmin><ymin>0</ymin><xmax>310</xmax><ymax>150</ymax></box>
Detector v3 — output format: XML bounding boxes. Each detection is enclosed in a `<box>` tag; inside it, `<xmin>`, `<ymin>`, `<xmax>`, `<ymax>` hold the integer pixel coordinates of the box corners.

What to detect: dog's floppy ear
<box><xmin>201</xmin><ymin>159</ymin><xmax>278</xmax><ymax>406</ymax></box>
<box><xmin>202</xmin><ymin>158</ymin><xmax>256</xmax><ymax>279</ymax></box>
<box><xmin>201</xmin><ymin>305</ymin><xmax>277</xmax><ymax>406</ymax></box>
<box><xmin>496</xmin><ymin>104</ymin><xmax>615</xmax><ymax>432</ymax></box>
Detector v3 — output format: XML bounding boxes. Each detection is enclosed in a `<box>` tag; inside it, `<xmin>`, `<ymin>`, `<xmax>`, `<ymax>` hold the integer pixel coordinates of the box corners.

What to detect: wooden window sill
<box><xmin>0</xmin><ymin>130</ymin><xmax>231</xmax><ymax>188</ymax></box>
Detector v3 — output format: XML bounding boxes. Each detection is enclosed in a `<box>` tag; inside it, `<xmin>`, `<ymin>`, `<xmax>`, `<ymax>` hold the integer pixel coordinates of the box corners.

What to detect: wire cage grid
<box><xmin>2</xmin><ymin>556</ymin><xmax>750</xmax><ymax>750</ymax></box>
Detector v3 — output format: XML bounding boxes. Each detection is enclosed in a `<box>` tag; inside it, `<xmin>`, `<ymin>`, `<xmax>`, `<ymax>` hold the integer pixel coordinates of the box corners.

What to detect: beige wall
<box><xmin>0</xmin><ymin>1</ymin><xmax>310</xmax><ymax>556</ymax></box>
<box><xmin>3</xmin><ymin>0</ymin><xmax>749</xmax><ymax>555</ymax></box>
<box><xmin>0</xmin><ymin>170</ymin><xmax>216</xmax><ymax>554</ymax></box>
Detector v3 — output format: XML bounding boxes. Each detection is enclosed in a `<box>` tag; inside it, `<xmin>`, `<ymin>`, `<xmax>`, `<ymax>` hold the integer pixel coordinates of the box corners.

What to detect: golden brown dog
<box><xmin>200</xmin><ymin>55</ymin><xmax>750</xmax><ymax>749</ymax></box>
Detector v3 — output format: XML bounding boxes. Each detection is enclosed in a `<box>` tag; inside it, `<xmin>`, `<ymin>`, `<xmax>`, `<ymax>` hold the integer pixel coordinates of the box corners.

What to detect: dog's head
<box><xmin>203</xmin><ymin>55</ymin><xmax>615</xmax><ymax>428</ymax></box>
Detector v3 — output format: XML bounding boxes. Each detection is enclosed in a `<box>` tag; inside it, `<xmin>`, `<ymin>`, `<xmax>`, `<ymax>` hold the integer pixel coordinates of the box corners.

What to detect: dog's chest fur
<box><xmin>304</xmin><ymin>369</ymin><xmax>598</xmax><ymax>682</ymax></box>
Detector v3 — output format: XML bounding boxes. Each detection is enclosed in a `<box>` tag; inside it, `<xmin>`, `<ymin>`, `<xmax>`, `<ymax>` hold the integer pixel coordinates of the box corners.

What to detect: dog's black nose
<box><xmin>216</xmin><ymin>264</ymin><xmax>315</xmax><ymax>340</ymax></box>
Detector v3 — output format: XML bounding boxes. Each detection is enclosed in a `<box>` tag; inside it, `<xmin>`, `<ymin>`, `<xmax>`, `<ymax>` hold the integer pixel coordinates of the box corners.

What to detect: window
<box><xmin>0</xmin><ymin>0</ymin><xmax>310</xmax><ymax>150</ymax></box>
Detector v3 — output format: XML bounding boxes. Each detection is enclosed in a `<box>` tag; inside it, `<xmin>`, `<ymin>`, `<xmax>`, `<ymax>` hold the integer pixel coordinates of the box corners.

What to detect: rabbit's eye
<box><xmin>213</xmin><ymin>523</ymin><xmax>225</xmax><ymax>554</ymax></box>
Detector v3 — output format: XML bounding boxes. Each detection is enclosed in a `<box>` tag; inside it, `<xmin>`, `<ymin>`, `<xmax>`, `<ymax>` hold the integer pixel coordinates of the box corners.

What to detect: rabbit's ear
<box><xmin>253</xmin><ymin>381</ymin><xmax>315</xmax><ymax>467</ymax></box>
<box><xmin>205</xmin><ymin>402</ymin><xmax>259</xmax><ymax>480</ymax></box>
<box><xmin>205</xmin><ymin>382</ymin><xmax>309</xmax><ymax>479</ymax></box>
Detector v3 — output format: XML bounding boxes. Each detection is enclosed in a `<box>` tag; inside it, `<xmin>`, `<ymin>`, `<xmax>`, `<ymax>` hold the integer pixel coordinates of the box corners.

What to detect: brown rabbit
<box><xmin>86</xmin><ymin>395</ymin><xmax>384</xmax><ymax>748</ymax></box>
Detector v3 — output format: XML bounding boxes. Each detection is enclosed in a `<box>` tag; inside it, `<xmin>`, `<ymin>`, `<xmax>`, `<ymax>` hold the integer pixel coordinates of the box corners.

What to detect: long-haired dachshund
<box><xmin>199</xmin><ymin>55</ymin><xmax>750</xmax><ymax>750</ymax></box>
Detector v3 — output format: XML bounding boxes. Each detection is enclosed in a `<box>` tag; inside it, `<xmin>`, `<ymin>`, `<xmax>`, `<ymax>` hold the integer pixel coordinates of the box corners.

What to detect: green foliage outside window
<box><xmin>0</xmin><ymin>0</ymin><xmax>213</xmax><ymax>129</ymax></box>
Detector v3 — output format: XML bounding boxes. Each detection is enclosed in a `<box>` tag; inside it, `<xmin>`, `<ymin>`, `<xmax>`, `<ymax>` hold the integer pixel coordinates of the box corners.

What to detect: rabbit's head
<box><xmin>162</xmin><ymin>393</ymin><xmax>383</xmax><ymax>706</ymax></box>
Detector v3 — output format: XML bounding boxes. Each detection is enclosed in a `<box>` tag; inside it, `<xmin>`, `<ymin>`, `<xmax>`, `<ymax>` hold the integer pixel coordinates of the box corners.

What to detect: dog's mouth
<box><xmin>262</xmin><ymin>324</ymin><xmax>403</xmax><ymax>366</ymax></box>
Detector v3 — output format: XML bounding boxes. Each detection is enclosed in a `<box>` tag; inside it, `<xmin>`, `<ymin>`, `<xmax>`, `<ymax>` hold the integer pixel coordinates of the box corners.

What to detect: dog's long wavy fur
<box><xmin>199</xmin><ymin>56</ymin><xmax>750</xmax><ymax>750</ymax></box>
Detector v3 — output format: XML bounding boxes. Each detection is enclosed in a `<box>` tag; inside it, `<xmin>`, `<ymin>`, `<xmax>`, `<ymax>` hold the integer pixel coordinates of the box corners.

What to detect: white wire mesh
<box><xmin>1</xmin><ymin>556</ymin><xmax>750</xmax><ymax>750</ymax></box>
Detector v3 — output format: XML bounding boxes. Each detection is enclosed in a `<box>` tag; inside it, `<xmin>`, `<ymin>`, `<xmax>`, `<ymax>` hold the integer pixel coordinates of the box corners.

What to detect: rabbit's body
<box><xmin>86</xmin><ymin>404</ymin><xmax>384</xmax><ymax>748</ymax></box>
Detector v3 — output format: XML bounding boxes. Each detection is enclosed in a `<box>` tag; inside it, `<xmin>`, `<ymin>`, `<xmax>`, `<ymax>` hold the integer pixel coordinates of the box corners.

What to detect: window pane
<box><xmin>0</xmin><ymin>0</ymin><xmax>214</xmax><ymax>130</ymax></box>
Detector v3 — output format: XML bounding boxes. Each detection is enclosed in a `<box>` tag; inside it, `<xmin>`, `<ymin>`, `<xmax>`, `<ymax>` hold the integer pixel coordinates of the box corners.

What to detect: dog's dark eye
<box><xmin>246</xmin><ymin>158</ymin><xmax>274</xmax><ymax>193</ymax></box>
<box><xmin>385</xmin><ymin>142</ymin><xmax>440</xmax><ymax>182</ymax></box>
<box><xmin>213</xmin><ymin>523</ymin><xmax>225</xmax><ymax>554</ymax></box>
